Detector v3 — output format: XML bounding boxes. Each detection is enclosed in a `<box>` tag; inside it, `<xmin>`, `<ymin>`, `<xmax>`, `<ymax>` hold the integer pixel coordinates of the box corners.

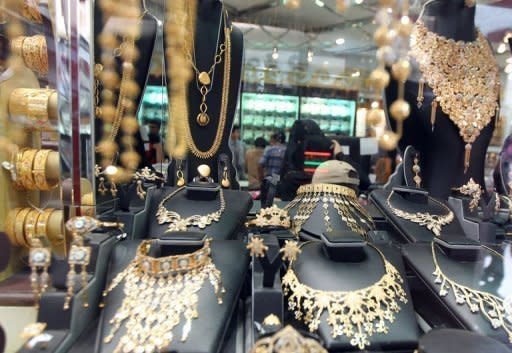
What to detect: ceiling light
<box><xmin>507</xmin><ymin>57</ymin><xmax>512</xmax><ymax>64</ymax></box>
<box><xmin>272</xmin><ymin>46</ymin><xmax>279</xmax><ymax>60</ymax></box>
<box><xmin>315</xmin><ymin>0</ymin><xmax>325</xmax><ymax>7</ymax></box>
<box><xmin>497</xmin><ymin>43</ymin><xmax>507</xmax><ymax>54</ymax></box>
<box><xmin>351</xmin><ymin>71</ymin><xmax>360</xmax><ymax>77</ymax></box>
<box><xmin>509</xmin><ymin>73</ymin><xmax>512</xmax><ymax>80</ymax></box>
<box><xmin>335</xmin><ymin>37</ymin><xmax>345</xmax><ymax>45</ymax></box>
<box><xmin>323</xmin><ymin>60</ymin><xmax>329</xmax><ymax>65</ymax></box>
<box><xmin>307</xmin><ymin>56</ymin><xmax>313</xmax><ymax>63</ymax></box>
<box><xmin>355</xmin><ymin>0</ymin><xmax>363</xmax><ymax>3</ymax></box>
<box><xmin>307</xmin><ymin>49</ymin><xmax>314</xmax><ymax>62</ymax></box>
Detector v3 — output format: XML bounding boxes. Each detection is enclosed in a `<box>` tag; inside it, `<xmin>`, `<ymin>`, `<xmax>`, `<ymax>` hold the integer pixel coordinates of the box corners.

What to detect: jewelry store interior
<box><xmin>1</xmin><ymin>0</ymin><xmax>512</xmax><ymax>352</ymax></box>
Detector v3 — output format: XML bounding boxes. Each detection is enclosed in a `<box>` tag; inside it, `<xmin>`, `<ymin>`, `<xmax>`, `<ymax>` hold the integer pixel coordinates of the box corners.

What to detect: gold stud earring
<box><xmin>221</xmin><ymin>166</ymin><xmax>230</xmax><ymax>188</ymax></box>
<box><xmin>412</xmin><ymin>154</ymin><xmax>421</xmax><ymax>188</ymax></box>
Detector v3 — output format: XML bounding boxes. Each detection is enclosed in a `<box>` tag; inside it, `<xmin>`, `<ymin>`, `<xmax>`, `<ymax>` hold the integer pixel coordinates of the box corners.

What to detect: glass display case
<box><xmin>300</xmin><ymin>96</ymin><xmax>356</xmax><ymax>136</ymax></box>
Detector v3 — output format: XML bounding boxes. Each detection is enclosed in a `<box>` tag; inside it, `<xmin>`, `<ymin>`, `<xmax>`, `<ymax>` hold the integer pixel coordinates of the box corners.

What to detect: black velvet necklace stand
<box><xmin>144</xmin><ymin>185</ymin><xmax>252</xmax><ymax>240</ymax></box>
<box><xmin>418</xmin><ymin>329</ymin><xmax>512</xmax><ymax>353</ymax></box>
<box><xmin>93</xmin><ymin>1</ymin><xmax>158</xmax><ymax>169</ymax></box>
<box><xmin>288</xmin><ymin>235</ymin><xmax>419</xmax><ymax>351</ymax></box>
<box><xmin>402</xmin><ymin>240</ymin><xmax>511</xmax><ymax>345</ymax></box>
<box><xmin>385</xmin><ymin>0</ymin><xmax>497</xmax><ymax>199</ymax></box>
<box><xmin>166</xmin><ymin>0</ymin><xmax>244</xmax><ymax>185</ymax></box>
<box><xmin>95</xmin><ymin>236</ymin><xmax>249</xmax><ymax>353</ymax></box>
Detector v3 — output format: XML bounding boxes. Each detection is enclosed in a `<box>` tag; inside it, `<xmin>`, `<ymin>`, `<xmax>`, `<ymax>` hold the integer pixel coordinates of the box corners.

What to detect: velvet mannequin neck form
<box><xmin>385</xmin><ymin>0</ymin><xmax>496</xmax><ymax>199</ymax></box>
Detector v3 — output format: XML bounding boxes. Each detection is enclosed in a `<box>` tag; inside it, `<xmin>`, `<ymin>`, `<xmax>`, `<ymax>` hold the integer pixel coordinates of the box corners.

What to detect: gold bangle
<box><xmin>35</xmin><ymin>208</ymin><xmax>54</xmax><ymax>238</ymax></box>
<box><xmin>14</xmin><ymin>208</ymin><xmax>31</xmax><ymax>248</ymax></box>
<box><xmin>24</xmin><ymin>209</ymin><xmax>41</xmax><ymax>247</ymax></box>
<box><xmin>21</xmin><ymin>35</ymin><xmax>48</xmax><ymax>75</ymax></box>
<box><xmin>10</xmin><ymin>36</ymin><xmax>26</xmax><ymax>57</ymax></box>
<box><xmin>5</xmin><ymin>208</ymin><xmax>22</xmax><ymax>246</ymax></box>
<box><xmin>11</xmin><ymin>149</ymin><xmax>25</xmax><ymax>191</ymax></box>
<box><xmin>8</xmin><ymin>88</ymin><xmax>57</xmax><ymax>129</ymax></box>
<box><xmin>32</xmin><ymin>149</ymin><xmax>58</xmax><ymax>190</ymax></box>
<box><xmin>21</xmin><ymin>0</ymin><xmax>43</xmax><ymax>24</ymax></box>
<box><xmin>16</xmin><ymin>149</ymin><xmax>38</xmax><ymax>190</ymax></box>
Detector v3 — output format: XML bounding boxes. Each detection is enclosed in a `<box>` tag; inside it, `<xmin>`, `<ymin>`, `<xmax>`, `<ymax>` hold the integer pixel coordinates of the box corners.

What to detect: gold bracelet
<box><xmin>14</xmin><ymin>208</ymin><xmax>31</xmax><ymax>248</ymax></box>
<box><xmin>24</xmin><ymin>209</ymin><xmax>41</xmax><ymax>247</ymax></box>
<box><xmin>8</xmin><ymin>88</ymin><xmax>57</xmax><ymax>129</ymax></box>
<box><xmin>5</xmin><ymin>208</ymin><xmax>22</xmax><ymax>246</ymax></box>
<box><xmin>10</xmin><ymin>36</ymin><xmax>26</xmax><ymax>57</ymax></box>
<box><xmin>20</xmin><ymin>35</ymin><xmax>48</xmax><ymax>75</ymax></box>
<box><xmin>16</xmin><ymin>149</ymin><xmax>38</xmax><ymax>190</ymax></box>
<box><xmin>33</xmin><ymin>149</ymin><xmax>58</xmax><ymax>190</ymax></box>
<box><xmin>35</xmin><ymin>208</ymin><xmax>54</xmax><ymax>238</ymax></box>
<box><xmin>21</xmin><ymin>0</ymin><xmax>43</xmax><ymax>24</ymax></box>
<box><xmin>297</xmin><ymin>183</ymin><xmax>357</xmax><ymax>199</ymax></box>
<box><xmin>11</xmin><ymin>149</ymin><xmax>25</xmax><ymax>191</ymax></box>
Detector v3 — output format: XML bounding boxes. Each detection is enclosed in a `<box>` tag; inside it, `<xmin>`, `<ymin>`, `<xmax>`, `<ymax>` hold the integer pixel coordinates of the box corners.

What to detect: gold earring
<box><xmin>221</xmin><ymin>166</ymin><xmax>230</xmax><ymax>188</ymax></box>
<box><xmin>110</xmin><ymin>179</ymin><xmax>118</xmax><ymax>197</ymax></box>
<box><xmin>176</xmin><ymin>161</ymin><xmax>185</xmax><ymax>187</ymax></box>
<box><xmin>417</xmin><ymin>78</ymin><xmax>424</xmax><ymax>108</ymax></box>
<box><xmin>412</xmin><ymin>154</ymin><xmax>421</xmax><ymax>188</ymax></box>
<box><xmin>28</xmin><ymin>211</ymin><xmax>51</xmax><ymax>308</ymax></box>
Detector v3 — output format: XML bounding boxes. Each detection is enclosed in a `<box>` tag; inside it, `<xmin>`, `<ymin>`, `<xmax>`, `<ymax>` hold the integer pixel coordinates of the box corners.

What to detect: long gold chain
<box><xmin>184</xmin><ymin>9</ymin><xmax>231</xmax><ymax>159</ymax></box>
<box><xmin>431</xmin><ymin>242</ymin><xmax>512</xmax><ymax>342</ymax></box>
<box><xmin>282</xmin><ymin>242</ymin><xmax>408</xmax><ymax>350</ymax></box>
<box><xmin>410</xmin><ymin>21</ymin><xmax>500</xmax><ymax>171</ymax></box>
<box><xmin>386</xmin><ymin>190</ymin><xmax>454</xmax><ymax>237</ymax></box>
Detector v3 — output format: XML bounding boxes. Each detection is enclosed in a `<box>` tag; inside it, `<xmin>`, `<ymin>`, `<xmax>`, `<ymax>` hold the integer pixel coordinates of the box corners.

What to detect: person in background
<box><xmin>144</xmin><ymin>120</ymin><xmax>164</xmax><ymax>164</ymax></box>
<box><xmin>229</xmin><ymin>125</ymin><xmax>246</xmax><ymax>180</ymax></box>
<box><xmin>259</xmin><ymin>131</ymin><xmax>286</xmax><ymax>180</ymax></box>
<box><xmin>245</xmin><ymin>137</ymin><xmax>267</xmax><ymax>190</ymax></box>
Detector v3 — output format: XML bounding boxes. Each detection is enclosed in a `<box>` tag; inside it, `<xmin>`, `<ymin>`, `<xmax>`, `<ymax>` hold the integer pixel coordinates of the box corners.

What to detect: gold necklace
<box><xmin>183</xmin><ymin>9</ymin><xmax>231</xmax><ymax>159</ymax></box>
<box><xmin>386</xmin><ymin>190</ymin><xmax>454</xmax><ymax>237</ymax></box>
<box><xmin>431</xmin><ymin>242</ymin><xmax>512</xmax><ymax>342</ymax></box>
<box><xmin>282</xmin><ymin>242</ymin><xmax>408</xmax><ymax>350</ymax></box>
<box><xmin>156</xmin><ymin>186</ymin><xmax>226</xmax><ymax>231</ymax></box>
<box><xmin>102</xmin><ymin>238</ymin><xmax>225</xmax><ymax>352</ymax></box>
<box><xmin>410</xmin><ymin>21</ymin><xmax>500</xmax><ymax>172</ymax></box>
<box><xmin>250</xmin><ymin>325</ymin><xmax>327</xmax><ymax>353</ymax></box>
<box><xmin>285</xmin><ymin>183</ymin><xmax>375</xmax><ymax>237</ymax></box>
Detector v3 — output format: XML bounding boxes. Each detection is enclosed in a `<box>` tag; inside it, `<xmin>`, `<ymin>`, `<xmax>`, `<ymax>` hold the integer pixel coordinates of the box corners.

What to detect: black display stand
<box><xmin>385</xmin><ymin>1</ymin><xmax>496</xmax><ymax>199</ymax></box>
<box><xmin>288</xmin><ymin>240</ymin><xmax>419</xmax><ymax>351</ymax></box>
<box><xmin>95</xmin><ymin>239</ymin><xmax>249</xmax><ymax>353</ymax></box>
<box><xmin>165</xmin><ymin>0</ymin><xmax>244</xmax><ymax>185</ymax></box>
<box><xmin>144</xmin><ymin>186</ymin><xmax>252</xmax><ymax>240</ymax></box>
<box><xmin>403</xmin><ymin>241</ymin><xmax>511</xmax><ymax>345</ymax></box>
<box><xmin>417</xmin><ymin>329</ymin><xmax>512</xmax><ymax>353</ymax></box>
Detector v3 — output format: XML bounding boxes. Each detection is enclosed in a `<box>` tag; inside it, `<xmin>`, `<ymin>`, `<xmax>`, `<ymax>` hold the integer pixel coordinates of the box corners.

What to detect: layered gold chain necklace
<box><xmin>410</xmin><ymin>21</ymin><xmax>500</xmax><ymax>172</ymax></box>
<box><xmin>431</xmin><ymin>242</ymin><xmax>512</xmax><ymax>342</ymax></box>
<box><xmin>156</xmin><ymin>186</ymin><xmax>226</xmax><ymax>231</ymax></box>
<box><xmin>284</xmin><ymin>183</ymin><xmax>374</xmax><ymax>237</ymax></box>
<box><xmin>386</xmin><ymin>190</ymin><xmax>454</xmax><ymax>237</ymax></box>
<box><xmin>102</xmin><ymin>239</ymin><xmax>224</xmax><ymax>352</ymax></box>
<box><xmin>183</xmin><ymin>6</ymin><xmax>232</xmax><ymax>159</ymax></box>
<box><xmin>282</xmin><ymin>242</ymin><xmax>408</xmax><ymax>350</ymax></box>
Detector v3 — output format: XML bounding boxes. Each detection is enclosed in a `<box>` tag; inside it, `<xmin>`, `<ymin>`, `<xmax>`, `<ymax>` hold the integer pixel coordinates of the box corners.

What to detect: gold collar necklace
<box><xmin>102</xmin><ymin>238</ymin><xmax>225</xmax><ymax>352</ymax></box>
<box><xmin>284</xmin><ymin>183</ymin><xmax>374</xmax><ymax>237</ymax></box>
<box><xmin>410</xmin><ymin>21</ymin><xmax>500</xmax><ymax>172</ymax></box>
<box><xmin>431</xmin><ymin>242</ymin><xmax>512</xmax><ymax>342</ymax></box>
<box><xmin>156</xmin><ymin>186</ymin><xmax>226</xmax><ymax>232</ymax></box>
<box><xmin>282</xmin><ymin>242</ymin><xmax>408</xmax><ymax>350</ymax></box>
<box><xmin>386</xmin><ymin>190</ymin><xmax>454</xmax><ymax>237</ymax></box>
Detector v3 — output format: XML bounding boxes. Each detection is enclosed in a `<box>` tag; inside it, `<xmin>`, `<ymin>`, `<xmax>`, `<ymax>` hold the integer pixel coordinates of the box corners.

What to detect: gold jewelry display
<box><xmin>14</xmin><ymin>207</ymin><xmax>31</xmax><ymax>247</ymax></box>
<box><xmin>412</xmin><ymin>154</ymin><xmax>421</xmax><ymax>188</ymax></box>
<box><xmin>262</xmin><ymin>314</ymin><xmax>281</xmax><ymax>327</ymax></box>
<box><xmin>176</xmin><ymin>160</ymin><xmax>186</xmax><ymax>187</ymax></box>
<box><xmin>250</xmin><ymin>325</ymin><xmax>327</xmax><ymax>353</ymax></box>
<box><xmin>246</xmin><ymin>205</ymin><xmax>291</xmax><ymax>229</ymax></box>
<box><xmin>452</xmin><ymin>178</ymin><xmax>481</xmax><ymax>211</ymax></box>
<box><xmin>17</xmin><ymin>148</ymin><xmax>38</xmax><ymax>190</ymax></box>
<box><xmin>246</xmin><ymin>236</ymin><xmax>268</xmax><ymax>258</ymax></box>
<box><xmin>5</xmin><ymin>207</ymin><xmax>56</xmax><ymax>249</ymax></box>
<box><xmin>221</xmin><ymin>166</ymin><xmax>230</xmax><ymax>188</ymax></box>
<box><xmin>133</xmin><ymin>166</ymin><xmax>164</xmax><ymax>199</ymax></box>
<box><xmin>284</xmin><ymin>183</ymin><xmax>375</xmax><ymax>237</ymax></box>
<box><xmin>156</xmin><ymin>186</ymin><xmax>226</xmax><ymax>232</ymax></box>
<box><xmin>10</xmin><ymin>35</ymin><xmax>48</xmax><ymax>76</ymax></box>
<box><xmin>32</xmin><ymin>149</ymin><xmax>58</xmax><ymax>190</ymax></box>
<box><xmin>8</xmin><ymin>88</ymin><xmax>58</xmax><ymax>129</ymax></box>
<box><xmin>183</xmin><ymin>8</ymin><xmax>232</xmax><ymax>159</ymax></box>
<box><xmin>94</xmin><ymin>165</ymin><xmax>118</xmax><ymax>197</ymax></box>
<box><xmin>21</xmin><ymin>0</ymin><xmax>43</xmax><ymax>23</ymax></box>
<box><xmin>280</xmin><ymin>240</ymin><xmax>301</xmax><ymax>262</ymax></box>
<box><xmin>20</xmin><ymin>323</ymin><xmax>47</xmax><ymax>341</ymax></box>
<box><xmin>282</xmin><ymin>242</ymin><xmax>408</xmax><ymax>350</ymax></box>
<box><xmin>64</xmin><ymin>216</ymin><xmax>123</xmax><ymax>310</ymax></box>
<box><xmin>431</xmin><ymin>242</ymin><xmax>512</xmax><ymax>342</ymax></box>
<box><xmin>5</xmin><ymin>148</ymin><xmax>58</xmax><ymax>190</ymax></box>
<box><xmin>410</xmin><ymin>21</ymin><xmax>500</xmax><ymax>172</ymax></box>
<box><xmin>102</xmin><ymin>238</ymin><xmax>225</xmax><ymax>352</ymax></box>
<box><xmin>386</xmin><ymin>190</ymin><xmax>454</xmax><ymax>237</ymax></box>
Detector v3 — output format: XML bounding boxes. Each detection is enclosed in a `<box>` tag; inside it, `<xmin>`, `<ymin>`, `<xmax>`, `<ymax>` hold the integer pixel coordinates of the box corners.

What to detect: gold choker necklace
<box><xmin>386</xmin><ymin>190</ymin><xmax>454</xmax><ymax>237</ymax></box>
<box><xmin>282</xmin><ymin>242</ymin><xmax>408</xmax><ymax>349</ymax></box>
<box><xmin>284</xmin><ymin>183</ymin><xmax>374</xmax><ymax>237</ymax></box>
<box><xmin>410</xmin><ymin>21</ymin><xmax>500</xmax><ymax>172</ymax></box>
<box><xmin>102</xmin><ymin>239</ymin><xmax>225</xmax><ymax>352</ymax></box>
<box><xmin>431</xmin><ymin>242</ymin><xmax>512</xmax><ymax>342</ymax></box>
<box><xmin>156</xmin><ymin>186</ymin><xmax>226</xmax><ymax>231</ymax></box>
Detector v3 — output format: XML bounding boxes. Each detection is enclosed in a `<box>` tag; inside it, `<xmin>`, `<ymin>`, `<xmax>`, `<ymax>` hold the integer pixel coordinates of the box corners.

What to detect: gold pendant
<box><xmin>177</xmin><ymin>177</ymin><xmax>185</xmax><ymax>187</ymax></box>
<box><xmin>197</xmin><ymin>112</ymin><xmax>210</xmax><ymax>126</ymax></box>
<box><xmin>198</xmin><ymin>71</ymin><xmax>211</xmax><ymax>85</ymax></box>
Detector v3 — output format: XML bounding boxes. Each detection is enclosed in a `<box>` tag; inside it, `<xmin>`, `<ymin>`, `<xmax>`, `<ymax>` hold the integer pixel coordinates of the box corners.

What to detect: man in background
<box><xmin>245</xmin><ymin>137</ymin><xmax>267</xmax><ymax>190</ymax></box>
<box><xmin>229</xmin><ymin>125</ymin><xmax>246</xmax><ymax>180</ymax></box>
<box><xmin>259</xmin><ymin>131</ymin><xmax>286</xmax><ymax>180</ymax></box>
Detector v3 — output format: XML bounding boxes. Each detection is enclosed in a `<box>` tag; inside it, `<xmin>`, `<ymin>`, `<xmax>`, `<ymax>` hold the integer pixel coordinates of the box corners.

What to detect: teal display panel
<box><xmin>300</xmin><ymin>97</ymin><xmax>356</xmax><ymax>136</ymax></box>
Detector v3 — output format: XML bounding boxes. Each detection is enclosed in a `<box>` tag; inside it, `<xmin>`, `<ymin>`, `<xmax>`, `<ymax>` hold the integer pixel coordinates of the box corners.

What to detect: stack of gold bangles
<box><xmin>5</xmin><ymin>207</ymin><xmax>60</xmax><ymax>248</ymax></box>
<box><xmin>10</xmin><ymin>148</ymin><xmax>59</xmax><ymax>191</ymax></box>
<box><xmin>10</xmin><ymin>35</ymin><xmax>48</xmax><ymax>75</ymax></box>
<box><xmin>8</xmin><ymin>88</ymin><xmax>58</xmax><ymax>129</ymax></box>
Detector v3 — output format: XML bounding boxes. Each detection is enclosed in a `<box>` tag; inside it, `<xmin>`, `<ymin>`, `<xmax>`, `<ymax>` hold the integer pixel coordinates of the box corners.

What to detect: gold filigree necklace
<box><xmin>156</xmin><ymin>186</ymin><xmax>226</xmax><ymax>231</ymax></box>
<box><xmin>282</xmin><ymin>242</ymin><xmax>408</xmax><ymax>349</ymax></box>
<box><xmin>431</xmin><ymin>242</ymin><xmax>512</xmax><ymax>342</ymax></box>
<box><xmin>386</xmin><ymin>190</ymin><xmax>454</xmax><ymax>237</ymax></box>
<box><xmin>410</xmin><ymin>21</ymin><xmax>500</xmax><ymax>172</ymax></box>
<box><xmin>102</xmin><ymin>239</ymin><xmax>225</xmax><ymax>352</ymax></box>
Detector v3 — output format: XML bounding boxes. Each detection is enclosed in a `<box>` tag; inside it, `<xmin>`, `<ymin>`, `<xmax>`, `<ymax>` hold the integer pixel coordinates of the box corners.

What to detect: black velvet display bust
<box><xmin>418</xmin><ymin>329</ymin><xmax>512</xmax><ymax>353</ymax></box>
<box><xmin>166</xmin><ymin>0</ymin><xmax>244</xmax><ymax>184</ymax></box>
<box><xmin>93</xmin><ymin>1</ymin><xmax>159</xmax><ymax>169</ymax></box>
<box><xmin>386</xmin><ymin>0</ymin><xmax>496</xmax><ymax>199</ymax></box>
<box><xmin>289</xmin><ymin>241</ymin><xmax>419</xmax><ymax>351</ymax></box>
<box><xmin>96</xmin><ymin>239</ymin><xmax>249</xmax><ymax>353</ymax></box>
